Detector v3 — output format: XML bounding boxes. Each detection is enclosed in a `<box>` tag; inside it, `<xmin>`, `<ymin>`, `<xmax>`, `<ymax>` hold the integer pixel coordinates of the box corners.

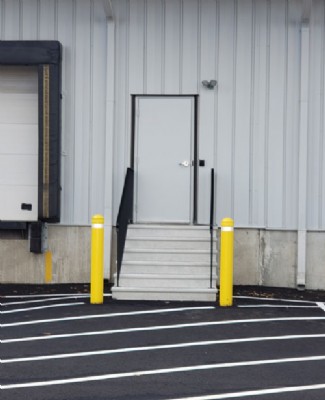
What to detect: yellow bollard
<box><xmin>219</xmin><ymin>217</ymin><xmax>234</xmax><ymax>307</ymax></box>
<box><xmin>90</xmin><ymin>214</ymin><xmax>104</xmax><ymax>304</ymax></box>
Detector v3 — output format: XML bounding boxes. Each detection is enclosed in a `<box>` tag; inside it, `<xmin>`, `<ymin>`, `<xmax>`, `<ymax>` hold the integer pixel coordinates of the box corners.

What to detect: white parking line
<box><xmin>3</xmin><ymin>316</ymin><xmax>325</xmax><ymax>343</ymax></box>
<box><xmin>3</xmin><ymin>333</ymin><xmax>325</xmax><ymax>364</ymax></box>
<box><xmin>1</xmin><ymin>306</ymin><xmax>215</xmax><ymax>328</ymax></box>
<box><xmin>1</xmin><ymin>303</ymin><xmax>85</xmax><ymax>314</ymax></box>
<box><xmin>238</xmin><ymin>305</ymin><xmax>318</xmax><ymax>309</ymax></box>
<box><xmin>2</xmin><ymin>354</ymin><xmax>325</xmax><ymax>389</ymax></box>
<box><xmin>165</xmin><ymin>383</ymin><xmax>325</xmax><ymax>399</ymax></box>
<box><xmin>234</xmin><ymin>295</ymin><xmax>317</xmax><ymax>304</ymax></box>
<box><xmin>1</xmin><ymin>296</ymin><xmax>92</xmax><ymax>306</ymax></box>
<box><xmin>2</xmin><ymin>293</ymin><xmax>111</xmax><ymax>298</ymax></box>
<box><xmin>317</xmin><ymin>302</ymin><xmax>325</xmax><ymax>312</ymax></box>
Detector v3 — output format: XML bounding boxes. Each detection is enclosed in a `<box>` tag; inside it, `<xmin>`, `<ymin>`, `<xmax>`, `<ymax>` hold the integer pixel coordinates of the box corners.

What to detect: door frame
<box><xmin>130</xmin><ymin>94</ymin><xmax>198</xmax><ymax>224</ymax></box>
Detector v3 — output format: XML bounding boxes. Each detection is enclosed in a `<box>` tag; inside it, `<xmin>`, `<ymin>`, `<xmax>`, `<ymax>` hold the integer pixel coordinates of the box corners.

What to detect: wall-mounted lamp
<box><xmin>202</xmin><ymin>79</ymin><xmax>217</xmax><ymax>89</ymax></box>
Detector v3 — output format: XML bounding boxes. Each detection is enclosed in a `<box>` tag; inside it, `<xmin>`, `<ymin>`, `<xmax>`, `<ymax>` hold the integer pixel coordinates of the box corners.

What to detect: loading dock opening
<box><xmin>0</xmin><ymin>41</ymin><xmax>61</xmax><ymax>224</ymax></box>
<box><xmin>0</xmin><ymin>66</ymin><xmax>39</xmax><ymax>221</ymax></box>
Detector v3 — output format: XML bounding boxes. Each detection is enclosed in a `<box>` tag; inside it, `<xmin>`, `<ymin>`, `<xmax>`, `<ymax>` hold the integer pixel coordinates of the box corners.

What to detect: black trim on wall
<box><xmin>130</xmin><ymin>95</ymin><xmax>136</xmax><ymax>169</ymax></box>
<box><xmin>193</xmin><ymin>95</ymin><xmax>198</xmax><ymax>224</ymax></box>
<box><xmin>0</xmin><ymin>41</ymin><xmax>60</xmax><ymax>65</ymax></box>
<box><xmin>38</xmin><ymin>63</ymin><xmax>61</xmax><ymax>222</ymax></box>
<box><xmin>0</xmin><ymin>41</ymin><xmax>61</xmax><ymax>223</ymax></box>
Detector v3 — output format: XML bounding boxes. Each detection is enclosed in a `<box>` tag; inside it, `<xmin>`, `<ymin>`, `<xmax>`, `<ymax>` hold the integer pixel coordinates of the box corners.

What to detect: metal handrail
<box><xmin>116</xmin><ymin>168</ymin><xmax>134</xmax><ymax>286</ymax></box>
<box><xmin>210</xmin><ymin>168</ymin><xmax>215</xmax><ymax>288</ymax></box>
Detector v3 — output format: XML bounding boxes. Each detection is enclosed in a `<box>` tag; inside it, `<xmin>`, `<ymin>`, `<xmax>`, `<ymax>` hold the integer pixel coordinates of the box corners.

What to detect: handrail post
<box><xmin>116</xmin><ymin>168</ymin><xmax>134</xmax><ymax>287</ymax></box>
<box><xmin>209</xmin><ymin>168</ymin><xmax>214</xmax><ymax>288</ymax></box>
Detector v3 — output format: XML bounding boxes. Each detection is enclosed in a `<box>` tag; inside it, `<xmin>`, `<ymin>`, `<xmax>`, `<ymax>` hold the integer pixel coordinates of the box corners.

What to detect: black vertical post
<box><xmin>116</xmin><ymin>168</ymin><xmax>134</xmax><ymax>287</ymax></box>
<box><xmin>210</xmin><ymin>168</ymin><xmax>215</xmax><ymax>288</ymax></box>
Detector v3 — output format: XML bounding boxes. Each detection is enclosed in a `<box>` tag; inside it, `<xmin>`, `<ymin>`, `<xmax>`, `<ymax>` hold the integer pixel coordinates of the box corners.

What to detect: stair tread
<box><xmin>124</xmin><ymin>248</ymin><xmax>212</xmax><ymax>253</ymax></box>
<box><xmin>112</xmin><ymin>286</ymin><xmax>217</xmax><ymax>293</ymax></box>
<box><xmin>127</xmin><ymin>235</ymin><xmax>216</xmax><ymax>240</ymax></box>
<box><xmin>116</xmin><ymin>272</ymin><xmax>216</xmax><ymax>278</ymax></box>
<box><xmin>128</xmin><ymin>224</ymin><xmax>217</xmax><ymax>229</ymax></box>
<box><xmin>122</xmin><ymin>260</ymin><xmax>216</xmax><ymax>265</ymax></box>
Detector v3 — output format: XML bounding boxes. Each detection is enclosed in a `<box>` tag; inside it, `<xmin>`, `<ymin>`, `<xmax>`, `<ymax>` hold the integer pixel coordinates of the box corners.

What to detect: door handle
<box><xmin>179</xmin><ymin>161</ymin><xmax>190</xmax><ymax>167</ymax></box>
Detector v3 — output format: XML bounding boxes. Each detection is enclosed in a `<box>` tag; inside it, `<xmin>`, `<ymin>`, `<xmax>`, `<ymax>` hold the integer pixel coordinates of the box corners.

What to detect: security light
<box><xmin>202</xmin><ymin>80</ymin><xmax>217</xmax><ymax>89</ymax></box>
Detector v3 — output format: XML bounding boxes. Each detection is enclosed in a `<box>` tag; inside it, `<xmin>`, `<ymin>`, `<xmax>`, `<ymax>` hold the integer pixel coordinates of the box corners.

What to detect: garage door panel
<box><xmin>0</xmin><ymin>65</ymin><xmax>38</xmax><ymax>94</ymax></box>
<box><xmin>0</xmin><ymin>66</ymin><xmax>39</xmax><ymax>221</ymax></box>
<box><xmin>0</xmin><ymin>124</ymin><xmax>38</xmax><ymax>155</ymax></box>
<box><xmin>0</xmin><ymin>94</ymin><xmax>38</xmax><ymax>124</ymax></box>
<box><xmin>0</xmin><ymin>155</ymin><xmax>38</xmax><ymax>185</ymax></box>
<box><xmin>0</xmin><ymin>185</ymin><xmax>38</xmax><ymax>221</ymax></box>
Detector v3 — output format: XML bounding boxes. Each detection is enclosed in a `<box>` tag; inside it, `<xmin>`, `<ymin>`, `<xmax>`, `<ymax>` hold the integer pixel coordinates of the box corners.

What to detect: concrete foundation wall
<box><xmin>233</xmin><ymin>229</ymin><xmax>325</xmax><ymax>291</ymax></box>
<box><xmin>0</xmin><ymin>226</ymin><xmax>91</xmax><ymax>284</ymax></box>
<box><xmin>306</xmin><ymin>232</ymin><xmax>325</xmax><ymax>290</ymax></box>
<box><xmin>1</xmin><ymin>226</ymin><xmax>325</xmax><ymax>291</ymax></box>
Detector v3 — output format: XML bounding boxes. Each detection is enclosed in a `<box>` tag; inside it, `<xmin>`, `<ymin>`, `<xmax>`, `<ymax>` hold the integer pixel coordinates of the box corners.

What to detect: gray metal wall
<box><xmin>113</xmin><ymin>0</ymin><xmax>325</xmax><ymax>230</ymax></box>
<box><xmin>1</xmin><ymin>0</ymin><xmax>325</xmax><ymax>231</ymax></box>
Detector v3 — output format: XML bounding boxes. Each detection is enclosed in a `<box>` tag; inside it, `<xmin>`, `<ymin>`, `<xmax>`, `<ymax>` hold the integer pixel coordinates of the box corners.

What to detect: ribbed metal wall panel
<box><xmin>0</xmin><ymin>0</ymin><xmax>107</xmax><ymax>225</ymax></box>
<box><xmin>1</xmin><ymin>0</ymin><xmax>325</xmax><ymax>230</ymax></box>
<box><xmin>112</xmin><ymin>0</ymin><xmax>325</xmax><ymax>230</ymax></box>
<box><xmin>308</xmin><ymin>0</ymin><xmax>325</xmax><ymax>230</ymax></box>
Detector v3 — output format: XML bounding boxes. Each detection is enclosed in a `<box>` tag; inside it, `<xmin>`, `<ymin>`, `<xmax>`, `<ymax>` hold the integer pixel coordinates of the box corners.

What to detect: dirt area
<box><xmin>234</xmin><ymin>285</ymin><xmax>325</xmax><ymax>302</ymax></box>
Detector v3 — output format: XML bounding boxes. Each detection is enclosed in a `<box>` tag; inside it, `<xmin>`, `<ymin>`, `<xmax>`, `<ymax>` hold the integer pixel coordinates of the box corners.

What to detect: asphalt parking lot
<box><xmin>1</xmin><ymin>284</ymin><xmax>325</xmax><ymax>400</ymax></box>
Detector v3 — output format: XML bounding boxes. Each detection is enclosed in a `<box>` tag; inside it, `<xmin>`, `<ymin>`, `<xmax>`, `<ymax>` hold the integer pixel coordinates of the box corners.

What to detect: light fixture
<box><xmin>202</xmin><ymin>80</ymin><xmax>217</xmax><ymax>89</ymax></box>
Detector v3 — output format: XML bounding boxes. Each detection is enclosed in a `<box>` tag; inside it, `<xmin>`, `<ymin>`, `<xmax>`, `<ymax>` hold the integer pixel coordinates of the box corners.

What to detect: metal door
<box><xmin>134</xmin><ymin>96</ymin><xmax>194</xmax><ymax>223</ymax></box>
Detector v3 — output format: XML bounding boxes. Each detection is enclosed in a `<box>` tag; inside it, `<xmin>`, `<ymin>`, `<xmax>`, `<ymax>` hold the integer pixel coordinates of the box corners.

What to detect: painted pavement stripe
<box><xmin>2</xmin><ymin>354</ymin><xmax>325</xmax><ymax>389</ymax></box>
<box><xmin>1</xmin><ymin>306</ymin><xmax>215</xmax><ymax>327</ymax></box>
<box><xmin>0</xmin><ymin>302</ymin><xmax>85</xmax><ymax>314</ymax></box>
<box><xmin>3</xmin><ymin>333</ymin><xmax>325</xmax><ymax>363</ymax></box>
<box><xmin>1</xmin><ymin>296</ymin><xmax>93</xmax><ymax>306</ymax></box>
<box><xmin>3</xmin><ymin>316</ymin><xmax>325</xmax><ymax>343</ymax></box>
<box><xmin>1</xmin><ymin>293</ymin><xmax>111</xmax><ymax>298</ymax></box>
<box><xmin>317</xmin><ymin>302</ymin><xmax>325</xmax><ymax>312</ymax></box>
<box><xmin>238</xmin><ymin>305</ymin><xmax>318</xmax><ymax>309</ymax></box>
<box><xmin>165</xmin><ymin>383</ymin><xmax>325</xmax><ymax>400</ymax></box>
<box><xmin>234</xmin><ymin>295</ymin><xmax>317</xmax><ymax>304</ymax></box>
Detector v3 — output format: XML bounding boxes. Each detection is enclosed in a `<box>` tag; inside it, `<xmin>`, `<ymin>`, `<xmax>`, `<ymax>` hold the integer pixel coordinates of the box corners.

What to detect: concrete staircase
<box><xmin>111</xmin><ymin>224</ymin><xmax>218</xmax><ymax>302</ymax></box>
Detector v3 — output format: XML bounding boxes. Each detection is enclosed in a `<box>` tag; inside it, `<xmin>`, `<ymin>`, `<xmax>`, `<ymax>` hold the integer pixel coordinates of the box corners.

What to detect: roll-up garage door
<box><xmin>0</xmin><ymin>66</ymin><xmax>38</xmax><ymax>221</ymax></box>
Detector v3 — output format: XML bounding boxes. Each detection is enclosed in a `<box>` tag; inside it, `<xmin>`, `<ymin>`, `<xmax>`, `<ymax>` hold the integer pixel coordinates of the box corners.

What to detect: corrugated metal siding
<box><xmin>0</xmin><ymin>0</ymin><xmax>107</xmax><ymax>225</ymax></box>
<box><xmin>308</xmin><ymin>0</ymin><xmax>325</xmax><ymax>230</ymax></box>
<box><xmin>113</xmin><ymin>0</ymin><xmax>325</xmax><ymax>230</ymax></box>
<box><xmin>1</xmin><ymin>0</ymin><xmax>325</xmax><ymax>230</ymax></box>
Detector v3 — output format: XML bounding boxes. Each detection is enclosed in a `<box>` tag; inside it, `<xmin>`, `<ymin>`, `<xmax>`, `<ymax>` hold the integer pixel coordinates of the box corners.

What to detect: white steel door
<box><xmin>134</xmin><ymin>96</ymin><xmax>194</xmax><ymax>223</ymax></box>
<box><xmin>0</xmin><ymin>66</ymin><xmax>38</xmax><ymax>221</ymax></box>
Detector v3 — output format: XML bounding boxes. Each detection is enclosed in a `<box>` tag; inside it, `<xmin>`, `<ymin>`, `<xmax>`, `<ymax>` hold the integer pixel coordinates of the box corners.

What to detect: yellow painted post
<box><xmin>90</xmin><ymin>214</ymin><xmax>104</xmax><ymax>304</ymax></box>
<box><xmin>44</xmin><ymin>251</ymin><xmax>52</xmax><ymax>283</ymax></box>
<box><xmin>219</xmin><ymin>217</ymin><xmax>234</xmax><ymax>307</ymax></box>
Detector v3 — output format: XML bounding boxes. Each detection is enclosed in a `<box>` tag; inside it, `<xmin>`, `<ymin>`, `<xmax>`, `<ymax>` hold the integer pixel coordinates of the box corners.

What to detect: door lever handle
<box><xmin>179</xmin><ymin>161</ymin><xmax>190</xmax><ymax>167</ymax></box>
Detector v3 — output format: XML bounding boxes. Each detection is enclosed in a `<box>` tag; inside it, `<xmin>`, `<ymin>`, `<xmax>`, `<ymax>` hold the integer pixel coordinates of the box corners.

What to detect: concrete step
<box><xmin>125</xmin><ymin>236</ymin><xmax>217</xmax><ymax>250</ymax></box>
<box><xmin>121</xmin><ymin>261</ymin><xmax>217</xmax><ymax>275</ymax></box>
<box><xmin>126</xmin><ymin>224</ymin><xmax>216</xmax><ymax>239</ymax></box>
<box><xmin>123</xmin><ymin>248</ymin><xmax>212</xmax><ymax>262</ymax></box>
<box><xmin>113</xmin><ymin>224</ymin><xmax>218</xmax><ymax>302</ymax></box>
<box><xmin>111</xmin><ymin>286</ymin><xmax>218</xmax><ymax>302</ymax></box>
<box><xmin>116</xmin><ymin>273</ymin><xmax>217</xmax><ymax>289</ymax></box>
